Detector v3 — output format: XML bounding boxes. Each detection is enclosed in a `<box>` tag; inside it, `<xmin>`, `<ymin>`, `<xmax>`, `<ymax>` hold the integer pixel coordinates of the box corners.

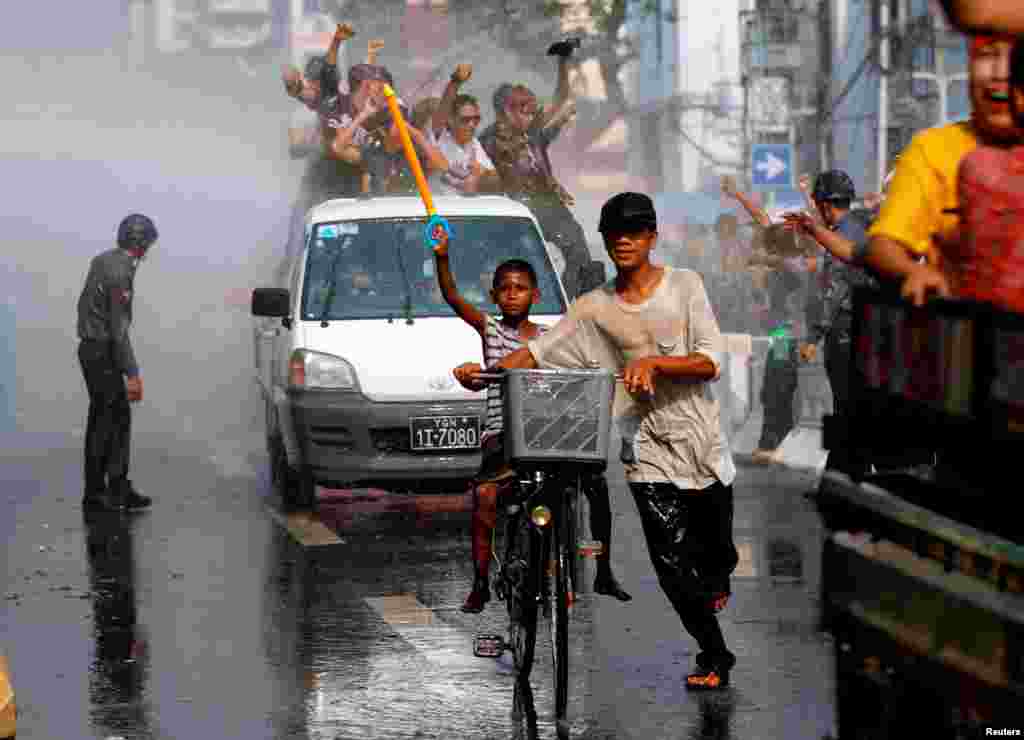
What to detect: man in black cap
<box><xmin>476</xmin><ymin>192</ymin><xmax>740</xmax><ymax>690</ymax></box>
<box><xmin>76</xmin><ymin>215</ymin><xmax>157</xmax><ymax>512</ymax></box>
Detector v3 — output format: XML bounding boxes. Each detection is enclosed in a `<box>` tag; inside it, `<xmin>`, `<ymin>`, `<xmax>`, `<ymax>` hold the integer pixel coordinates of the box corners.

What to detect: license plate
<box><xmin>409</xmin><ymin>415</ymin><xmax>481</xmax><ymax>451</ymax></box>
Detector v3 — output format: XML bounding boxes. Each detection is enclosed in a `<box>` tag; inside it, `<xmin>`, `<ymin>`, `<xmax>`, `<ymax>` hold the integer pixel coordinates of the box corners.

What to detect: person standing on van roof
<box><xmin>436</xmin><ymin>227</ymin><xmax>631</xmax><ymax>614</ymax></box>
<box><xmin>283</xmin><ymin>24</ymin><xmax>366</xmax><ymax>259</ymax></box>
<box><xmin>424</xmin><ymin>63</ymin><xmax>501</xmax><ymax>196</ymax></box>
<box><xmin>76</xmin><ymin>215</ymin><xmax>157</xmax><ymax>513</ymax></box>
<box><xmin>479</xmin><ymin>39</ymin><xmax>590</xmax><ymax>299</ymax></box>
<box><xmin>483</xmin><ymin>192</ymin><xmax>739</xmax><ymax>691</ymax></box>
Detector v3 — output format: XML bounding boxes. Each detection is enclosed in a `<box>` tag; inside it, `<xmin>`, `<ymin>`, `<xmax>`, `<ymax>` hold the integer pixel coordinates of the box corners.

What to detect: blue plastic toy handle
<box><xmin>425</xmin><ymin>215</ymin><xmax>453</xmax><ymax>250</ymax></box>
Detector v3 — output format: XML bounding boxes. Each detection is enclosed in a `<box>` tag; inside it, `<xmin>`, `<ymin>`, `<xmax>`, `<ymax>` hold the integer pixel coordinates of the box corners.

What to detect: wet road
<box><xmin>1</xmin><ymin>420</ymin><xmax>835</xmax><ymax>739</ymax></box>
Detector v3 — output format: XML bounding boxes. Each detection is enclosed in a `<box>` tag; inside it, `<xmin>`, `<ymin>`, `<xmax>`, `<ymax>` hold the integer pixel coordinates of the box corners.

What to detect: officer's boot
<box><xmin>83</xmin><ymin>471</ymin><xmax>122</xmax><ymax>513</ymax></box>
<box><xmin>111</xmin><ymin>476</ymin><xmax>152</xmax><ymax>511</ymax></box>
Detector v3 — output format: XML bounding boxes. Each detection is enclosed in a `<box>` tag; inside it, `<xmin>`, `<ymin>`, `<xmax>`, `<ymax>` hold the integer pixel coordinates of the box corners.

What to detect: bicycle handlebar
<box><xmin>472</xmin><ymin>371</ymin><xmax>624</xmax><ymax>382</ymax></box>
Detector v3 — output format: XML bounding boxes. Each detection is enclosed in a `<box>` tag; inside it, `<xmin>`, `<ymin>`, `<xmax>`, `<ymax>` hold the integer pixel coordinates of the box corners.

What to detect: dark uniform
<box><xmin>807</xmin><ymin>211</ymin><xmax>875</xmax><ymax>475</ymax></box>
<box><xmin>77</xmin><ymin>215</ymin><xmax>155</xmax><ymax>510</ymax></box>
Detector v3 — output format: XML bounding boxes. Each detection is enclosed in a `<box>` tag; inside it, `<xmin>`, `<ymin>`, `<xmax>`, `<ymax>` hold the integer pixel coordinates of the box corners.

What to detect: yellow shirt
<box><xmin>868</xmin><ymin>121</ymin><xmax>980</xmax><ymax>256</ymax></box>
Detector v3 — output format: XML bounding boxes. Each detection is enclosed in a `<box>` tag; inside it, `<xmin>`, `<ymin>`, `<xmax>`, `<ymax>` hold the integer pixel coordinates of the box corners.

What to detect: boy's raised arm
<box><xmin>433</xmin><ymin>230</ymin><xmax>487</xmax><ymax>335</ymax></box>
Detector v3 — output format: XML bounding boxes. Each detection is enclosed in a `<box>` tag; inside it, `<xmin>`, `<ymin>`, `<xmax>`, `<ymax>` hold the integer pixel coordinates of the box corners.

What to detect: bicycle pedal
<box><xmin>473</xmin><ymin>633</ymin><xmax>505</xmax><ymax>658</ymax></box>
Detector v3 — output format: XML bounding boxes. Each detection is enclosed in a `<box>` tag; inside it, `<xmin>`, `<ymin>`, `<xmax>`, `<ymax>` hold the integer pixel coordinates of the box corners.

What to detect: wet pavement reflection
<box><xmin>84</xmin><ymin>511</ymin><xmax>151</xmax><ymax>738</ymax></box>
<box><xmin>1</xmin><ymin>434</ymin><xmax>834</xmax><ymax>740</ymax></box>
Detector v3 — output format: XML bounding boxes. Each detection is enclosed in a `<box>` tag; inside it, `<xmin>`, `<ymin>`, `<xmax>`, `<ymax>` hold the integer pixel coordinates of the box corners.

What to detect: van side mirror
<box><xmin>578</xmin><ymin>260</ymin><xmax>607</xmax><ymax>293</ymax></box>
<box><xmin>252</xmin><ymin>287</ymin><xmax>290</xmax><ymax>318</ymax></box>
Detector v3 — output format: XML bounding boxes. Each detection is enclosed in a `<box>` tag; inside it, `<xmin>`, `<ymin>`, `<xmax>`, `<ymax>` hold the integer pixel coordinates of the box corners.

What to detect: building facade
<box><xmin>738</xmin><ymin>0</ymin><xmax>826</xmax><ymax>196</ymax></box>
<box><xmin>829</xmin><ymin>0</ymin><xmax>968</xmax><ymax>194</ymax></box>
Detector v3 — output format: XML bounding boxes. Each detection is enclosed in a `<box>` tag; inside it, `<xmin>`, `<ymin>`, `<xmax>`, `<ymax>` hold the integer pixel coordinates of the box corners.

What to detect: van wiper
<box><xmin>318</xmin><ymin>237</ymin><xmax>350</xmax><ymax>327</ymax></box>
<box><xmin>392</xmin><ymin>225</ymin><xmax>415</xmax><ymax>325</ymax></box>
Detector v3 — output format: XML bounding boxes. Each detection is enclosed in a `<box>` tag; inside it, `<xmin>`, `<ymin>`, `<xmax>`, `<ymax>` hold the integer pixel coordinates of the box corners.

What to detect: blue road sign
<box><xmin>751</xmin><ymin>144</ymin><xmax>793</xmax><ymax>188</ymax></box>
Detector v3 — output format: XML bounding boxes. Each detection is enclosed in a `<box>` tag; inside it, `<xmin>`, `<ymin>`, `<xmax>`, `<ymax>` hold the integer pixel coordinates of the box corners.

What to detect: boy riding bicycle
<box><xmin>432</xmin><ymin>226</ymin><xmax>631</xmax><ymax>613</ymax></box>
<box><xmin>482</xmin><ymin>193</ymin><xmax>740</xmax><ymax>690</ymax></box>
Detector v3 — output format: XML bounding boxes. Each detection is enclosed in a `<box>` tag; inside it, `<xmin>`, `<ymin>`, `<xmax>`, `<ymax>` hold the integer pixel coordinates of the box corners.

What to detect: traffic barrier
<box><xmin>716</xmin><ymin>335</ymin><xmax>771</xmax><ymax>456</ymax></box>
<box><xmin>773</xmin><ymin>356</ymin><xmax>833</xmax><ymax>475</ymax></box>
<box><xmin>0</xmin><ymin>653</ymin><xmax>14</xmax><ymax>739</ymax></box>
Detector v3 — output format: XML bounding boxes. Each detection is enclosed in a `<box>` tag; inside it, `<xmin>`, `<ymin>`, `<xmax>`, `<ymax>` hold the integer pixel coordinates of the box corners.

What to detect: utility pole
<box><xmin>877</xmin><ymin>0</ymin><xmax>890</xmax><ymax>190</ymax></box>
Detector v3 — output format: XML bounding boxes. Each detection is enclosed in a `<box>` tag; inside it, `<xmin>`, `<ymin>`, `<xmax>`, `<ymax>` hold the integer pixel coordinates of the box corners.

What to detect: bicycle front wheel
<box><xmin>507</xmin><ymin>510</ymin><xmax>539</xmax><ymax>739</ymax></box>
<box><xmin>550</xmin><ymin>496</ymin><xmax>572</xmax><ymax>739</ymax></box>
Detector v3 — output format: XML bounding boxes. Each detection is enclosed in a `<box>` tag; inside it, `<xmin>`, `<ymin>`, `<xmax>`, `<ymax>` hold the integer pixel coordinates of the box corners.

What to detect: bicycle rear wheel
<box><xmin>550</xmin><ymin>489</ymin><xmax>573</xmax><ymax>739</ymax></box>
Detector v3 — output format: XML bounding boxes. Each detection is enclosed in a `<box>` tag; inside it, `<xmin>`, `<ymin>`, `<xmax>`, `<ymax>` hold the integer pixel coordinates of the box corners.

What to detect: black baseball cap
<box><xmin>598</xmin><ymin>192</ymin><xmax>657</xmax><ymax>234</ymax></box>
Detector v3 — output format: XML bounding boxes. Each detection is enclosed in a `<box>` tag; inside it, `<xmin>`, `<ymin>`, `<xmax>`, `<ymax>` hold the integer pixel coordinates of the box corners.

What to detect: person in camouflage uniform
<box><xmin>479</xmin><ymin>42</ymin><xmax>591</xmax><ymax>298</ymax></box>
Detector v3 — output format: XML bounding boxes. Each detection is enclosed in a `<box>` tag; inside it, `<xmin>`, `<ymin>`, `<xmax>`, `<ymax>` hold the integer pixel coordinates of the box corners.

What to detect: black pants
<box><xmin>525</xmin><ymin>198</ymin><xmax>590</xmax><ymax>300</ymax></box>
<box><xmin>79</xmin><ymin>340</ymin><xmax>131</xmax><ymax>493</ymax></box>
<box><xmin>629</xmin><ymin>481</ymin><xmax>738</xmax><ymax>669</ymax></box>
<box><xmin>581</xmin><ymin>472</ymin><xmax>614</xmax><ymax>564</ymax></box>
<box><xmin>757</xmin><ymin>352</ymin><xmax>798</xmax><ymax>450</ymax></box>
<box><xmin>823</xmin><ymin>330</ymin><xmax>864</xmax><ymax>476</ymax></box>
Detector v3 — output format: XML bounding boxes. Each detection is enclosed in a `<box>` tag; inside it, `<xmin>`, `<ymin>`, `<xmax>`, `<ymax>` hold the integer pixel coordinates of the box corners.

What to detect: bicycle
<box><xmin>471</xmin><ymin>367</ymin><xmax>615</xmax><ymax>740</ymax></box>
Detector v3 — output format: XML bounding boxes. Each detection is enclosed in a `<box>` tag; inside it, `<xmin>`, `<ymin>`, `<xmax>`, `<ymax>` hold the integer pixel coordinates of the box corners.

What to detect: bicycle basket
<box><xmin>503</xmin><ymin>368</ymin><xmax>615</xmax><ymax>467</ymax></box>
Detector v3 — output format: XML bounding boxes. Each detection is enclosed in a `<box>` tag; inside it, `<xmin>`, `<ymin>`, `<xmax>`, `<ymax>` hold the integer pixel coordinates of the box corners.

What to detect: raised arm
<box><xmin>432</xmin><ymin>229</ymin><xmax>486</xmax><ymax>334</ymax></box>
<box><xmin>722</xmin><ymin>176</ymin><xmax>772</xmax><ymax>227</ymax></box>
<box><xmin>326</xmin><ymin>23</ymin><xmax>354</xmax><ymax>67</ymax></box>
<box><xmin>797</xmin><ymin>174</ymin><xmax>820</xmax><ymax>219</ymax></box>
<box><xmin>537</xmin><ymin>54</ymin><xmax>573</xmax><ymax>131</ymax></box>
<box><xmin>366</xmin><ymin>38</ymin><xmax>385</xmax><ymax>65</ymax></box>
<box><xmin>433</xmin><ymin>64</ymin><xmax>472</xmax><ymax>136</ymax></box>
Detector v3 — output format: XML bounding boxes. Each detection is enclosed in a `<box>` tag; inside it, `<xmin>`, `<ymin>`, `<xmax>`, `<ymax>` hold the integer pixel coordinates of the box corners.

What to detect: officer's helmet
<box><xmin>812</xmin><ymin>170</ymin><xmax>856</xmax><ymax>204</ymax></box>
<box><xmin>117</xmin><ymin>214</ymin><xmax>158</xmax><ymax>252</ymax></box>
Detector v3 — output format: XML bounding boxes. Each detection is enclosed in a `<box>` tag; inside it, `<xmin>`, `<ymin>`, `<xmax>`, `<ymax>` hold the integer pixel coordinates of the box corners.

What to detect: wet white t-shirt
<box><xmin>528</xmin><ymin>267</ymin><xmax>736</xmax><ymax>491</ymax></box>
<box><xmin>427</xmin><ymin>128</ymin><xmax>495</xmax><ymax>195</ymax></box>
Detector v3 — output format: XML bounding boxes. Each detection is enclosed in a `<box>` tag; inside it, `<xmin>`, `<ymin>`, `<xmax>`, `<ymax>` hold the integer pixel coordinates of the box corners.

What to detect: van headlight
<box><xmin>289</xmin><ymin>350</ymin><xmax>360</xmax><ymax>391</ymax></box>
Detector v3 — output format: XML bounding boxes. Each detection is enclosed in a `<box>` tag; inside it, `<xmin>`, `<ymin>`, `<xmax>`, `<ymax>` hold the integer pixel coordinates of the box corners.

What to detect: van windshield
<box><xmin>301</xmin><ymin>217</ymin><xmax>566</xmax><ymax>321</ymax></box>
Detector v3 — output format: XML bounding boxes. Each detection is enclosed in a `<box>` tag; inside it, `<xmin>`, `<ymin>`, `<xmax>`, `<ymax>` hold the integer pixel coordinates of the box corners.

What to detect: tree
<box><xmin>446</xmin><ymin>0</ymin><xmax>677</xmax><ymax>132</ymax></box>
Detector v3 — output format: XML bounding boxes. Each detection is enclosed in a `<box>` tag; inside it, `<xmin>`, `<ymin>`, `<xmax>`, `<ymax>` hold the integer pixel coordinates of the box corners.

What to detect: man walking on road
<box><xmin>488</xmin><ymin>192</ymin><xmax>739</xmax><ymax>690</ymax></box>
<box><xmin>77</xmin><ymin>214</ymin><xmax>157</xmax><ymax>513</ymax></box>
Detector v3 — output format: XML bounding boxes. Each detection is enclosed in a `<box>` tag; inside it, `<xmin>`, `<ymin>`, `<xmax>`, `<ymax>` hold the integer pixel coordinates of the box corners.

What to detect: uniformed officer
<box><xmin>77</xmin><ymin>214</ymin><xmax>157</xmax><ymax>512</ymax></box>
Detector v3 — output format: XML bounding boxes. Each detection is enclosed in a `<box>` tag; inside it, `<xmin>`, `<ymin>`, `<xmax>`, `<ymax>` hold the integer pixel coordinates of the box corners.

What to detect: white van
<box><xmin>252</xmin><ymin>195</ymin><xmax>571</xmax><ymax>506</ymax></box>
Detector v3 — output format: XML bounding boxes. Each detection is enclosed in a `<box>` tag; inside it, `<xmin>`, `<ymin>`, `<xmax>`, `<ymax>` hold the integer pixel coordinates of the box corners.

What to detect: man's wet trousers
<box><xmin>79</xmin><ymin>340</ymin><xmax>131</xmax><ymax>493</ymax></box>
<box><xmin>629</xmin><ymin>481</ymin><xmax>739</xmax><ymax>669</ymax></box>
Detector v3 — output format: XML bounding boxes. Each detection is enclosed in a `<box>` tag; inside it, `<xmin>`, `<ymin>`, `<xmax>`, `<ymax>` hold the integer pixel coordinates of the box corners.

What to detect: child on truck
<box><xmin>432</xmin><ymin>225</ymin><xmax>631</xmax><ymax>613</ymax></box>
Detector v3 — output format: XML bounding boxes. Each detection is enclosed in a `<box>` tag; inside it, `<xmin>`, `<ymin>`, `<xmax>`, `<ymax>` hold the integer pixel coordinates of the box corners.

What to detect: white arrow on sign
<box><xmin>755</xmin><ymin>152</ymin><xmax>787</xmax><ymax>181</ymax></box>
